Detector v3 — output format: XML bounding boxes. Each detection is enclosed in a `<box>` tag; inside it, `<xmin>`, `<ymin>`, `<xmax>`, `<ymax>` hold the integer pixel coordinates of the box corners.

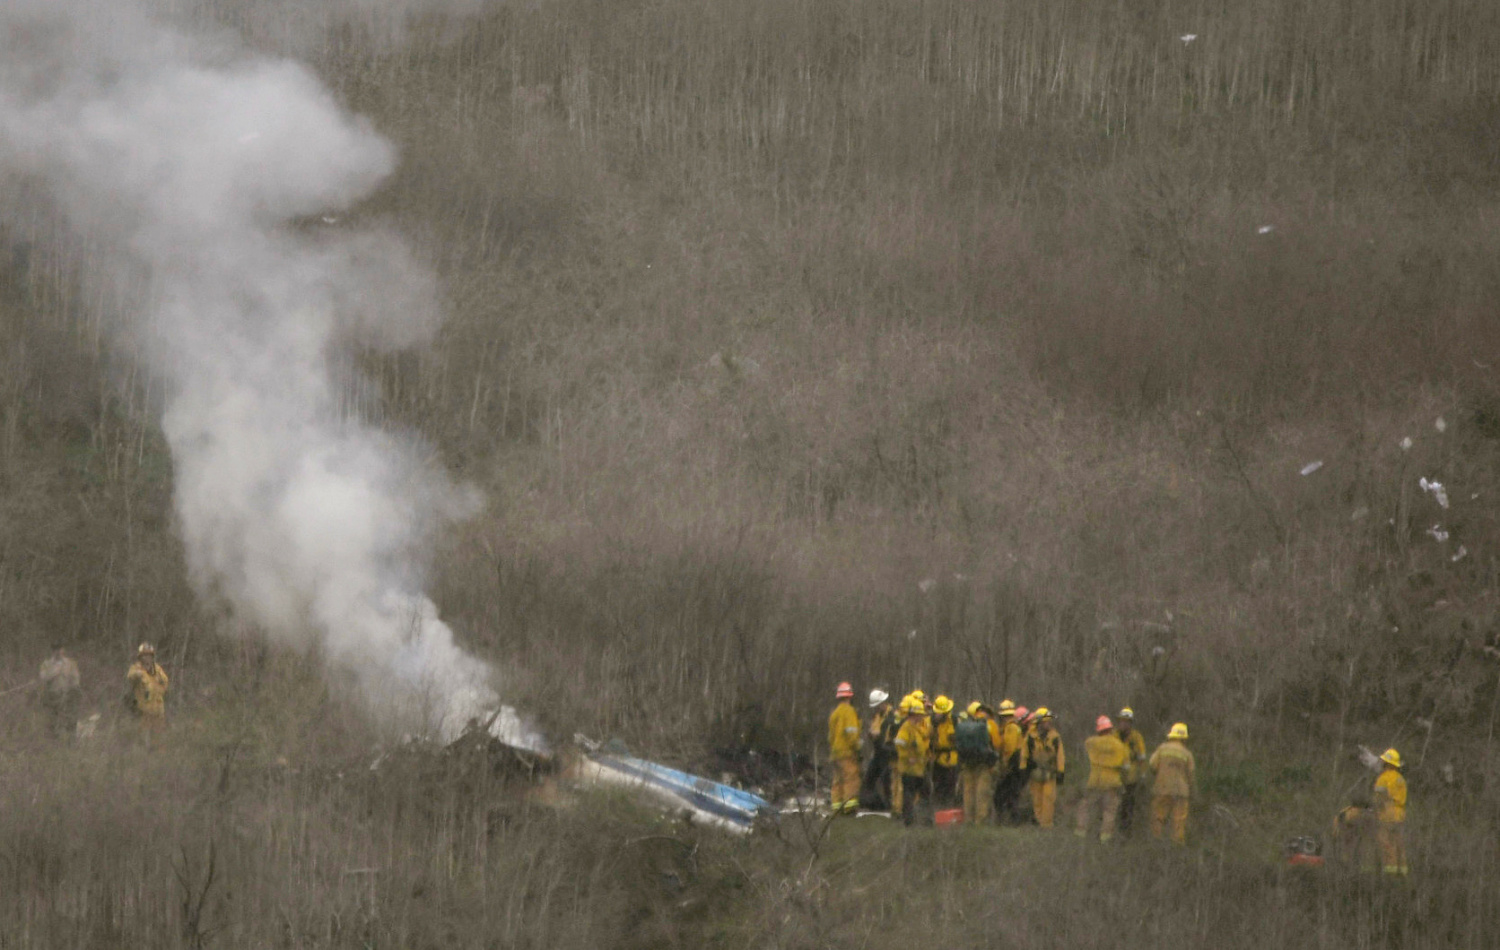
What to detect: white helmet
<box><xmin>868</xmin><ymin>689</ymin><xmax>890</xmax><ymax>707</ymax></box>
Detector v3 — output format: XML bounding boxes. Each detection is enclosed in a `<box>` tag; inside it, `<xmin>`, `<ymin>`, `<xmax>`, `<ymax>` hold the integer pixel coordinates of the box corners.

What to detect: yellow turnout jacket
<box><xmin>127</xmin><ymin>661</ymin><xmax>169</xmax><ymax>718</ymax></box>
<box><xmin>1084</xmin><ymin>732</ymin><xmax>1129</xmax><ymax>789</ymax></box>
<box><xmin>894</xmin><ymin>716</ymin><xmax>931</xmax><ymax>776</ymax></box>
<box><xmin>1374</xmin><ymin>767</ymin><xmax>1407</xmax><ymax>823</ymax></box>
<box><xmin>1148</xmin><ymin>739</ymin><xmax>1195</xmax><ymax>797</ymax></box>
<box><xmin>828</xmin><ymin>701</ymin><xmax>861</xmax><ymax>759</ymax></box>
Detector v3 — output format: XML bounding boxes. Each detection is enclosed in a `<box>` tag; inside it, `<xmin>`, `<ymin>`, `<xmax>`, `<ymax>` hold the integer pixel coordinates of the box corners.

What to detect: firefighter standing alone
<box><xmin>126</xmin><ymin>643</ymin><xmax>169</xmax><ymax>745</ymax></box>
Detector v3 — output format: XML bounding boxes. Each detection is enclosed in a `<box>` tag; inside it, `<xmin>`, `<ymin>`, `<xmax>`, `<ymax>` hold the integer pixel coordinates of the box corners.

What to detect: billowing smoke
<box><xmin>0</xmin><ymin>0</ymin><xmax>496</xmax><ymax>738</ymax></box>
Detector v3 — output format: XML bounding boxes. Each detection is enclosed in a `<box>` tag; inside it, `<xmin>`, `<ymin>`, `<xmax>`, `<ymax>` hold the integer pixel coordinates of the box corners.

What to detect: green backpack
<box><xmin>954</xmin><ymin>716</ymin><xmax>997</xmax><ymax>766</ymax></box>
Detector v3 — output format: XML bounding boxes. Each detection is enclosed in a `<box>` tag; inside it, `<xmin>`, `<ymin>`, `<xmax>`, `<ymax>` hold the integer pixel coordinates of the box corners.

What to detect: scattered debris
<box><xmin>706</xmin><ymin>352</ymin><xmax>762</xmax><ymax>377</ymax></box>
<box><xmin>75</xmin><ymin>713</ymin><xmax>100</xmax><ymax>740</ymax></box>
<box><xmin>918</xmin><ymin>578</ymin><xmax>936</xmax><ymax>594</ymax></box>
<box><xmin>1299</xmin><ymin>460</ymin><xmax>1323</xmax><ymax>476</ymax></box>
<box><xmin>1435</xmin><ymin>417</ymin><xmax>1447</xmax><ymax>433</ymax></box>
<box><xmin>1284</xmin><ymin>836</ymin><xmax>1324</xmax><ymax>868</ymax></box>
<box><xmin>1452</xmin><ymin>546</ymin><xmax>1469</xmax><ymax>563</ymax></box>
<box><xmin>571</xmin><ymin>735</ymin><xmax>772</xmax><ymax>834</ymax></box>
<box><xmin>1427</xmin><ymin>525</ymin><xmax>1450</xmax><ymax>543</ymax></box>
<box><xmin>1419</xmin><ymin>477</ymin><xmax>1450</xmax><ymax>509</ymax></box>
<box><xmin>1180</xmin><ymin>34</ymin><xmax>1198</xmax><ymax>44</ymax></box>
<box><xmin>1257</xmin><ymin>225</ymin><xmax>1275</xmax><ymax>235</ymax></box>
<box><xmin>1351</xmin><ymin>506</ymin><xmax>1369</xmax><ymax>521</ymax></box>
<box><xmin>1400</xmin><ymin>436</ymin><xmax>1413</xmax><ymax>451</ymax></box>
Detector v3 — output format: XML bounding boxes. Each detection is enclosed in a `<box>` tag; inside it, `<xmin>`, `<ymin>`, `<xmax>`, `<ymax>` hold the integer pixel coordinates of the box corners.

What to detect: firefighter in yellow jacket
<box><xmin>126</xmin><ymin>643</ymin><xmax>169</xmax><ymax>746</ymax></box>
<box><xmin>863</xmin><ymin>690</ymin><xmax>895</xmax><ymax>810</ymax></box>
<box><xmin>1027</xmin><ymin>709</ymin><xmax>1065</xmax><ymax>828</ymax></box>
<box><xmin>1148</xmin><ymin>722</ymin><xmax>1195</xmax><ymax>844</ymax></box>
<box><xmin>893</xmin><ymin>698</ymin><xmax>932</xmax><ymax>826</ymax></box>
<box><xmin>827</xmin><ymin>682</ymin><xmax>862</xmax><ymax>812</ymax></box>
<box><xmin>1372</xmin><ymin>748</ymin><xmax>1409</xmax><ymax>875</ymax></box>
<box><xmin>1076</xmin><ymin>715</ymin><xmax>1129</xmax><ymax>841</ymax></box>
<box><xmin>930</xmin><ymin>696</ymin><xmax>959</xmax><ymax>807</ymax></box>
<box><xmin>956</xmin><ymin>702</ymin><xmax>1001</xmax><ymax>823</ymax></box>
<box><xmin>1115</xmin><ymin>707</ymin><xmax>1147</xmax><ymax>833</ymax></box>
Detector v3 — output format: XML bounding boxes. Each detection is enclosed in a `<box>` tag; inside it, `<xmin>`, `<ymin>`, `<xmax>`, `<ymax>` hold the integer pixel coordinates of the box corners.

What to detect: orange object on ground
<box><xmin>934</xmin><ymin>808</ymin><xmax>965</xmax><ymax>826</ymax></box>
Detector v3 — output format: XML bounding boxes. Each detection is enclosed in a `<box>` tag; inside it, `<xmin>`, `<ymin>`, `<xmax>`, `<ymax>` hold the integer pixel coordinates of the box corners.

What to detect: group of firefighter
<box><xmin>36</xmin><ymin>642</ymin><xmax>170</xmax><ymax>745</ymax></box>
<box><xmin>827</xmin><ymin>682</ymin><xmax>1410</xmax><ymax>873</ymax></box>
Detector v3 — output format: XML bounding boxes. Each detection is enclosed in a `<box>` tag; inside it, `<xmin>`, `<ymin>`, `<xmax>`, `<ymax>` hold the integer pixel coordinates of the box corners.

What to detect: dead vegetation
<box><xmin>3</xmin><ymin>0</ymin><xmax>1500</xmax><ymax>944</ymax></box>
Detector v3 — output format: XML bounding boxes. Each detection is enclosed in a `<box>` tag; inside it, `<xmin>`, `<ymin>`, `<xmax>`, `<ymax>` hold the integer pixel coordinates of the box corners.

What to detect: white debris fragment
<box><xmin>1427</xmin><ymin>525</ymin><xmax>1450</xmax><ymax>543</ymax></box>
<box><xmin>1435</xmin><ymin>417</ymin><xmax>1447</xmax><ymax>433</ymax></box>
<box><xmin>1452</xmin><ymin>546</ymin><xmax>1469</xmax><ymax>563</ymax></box>
<box><xmin>907</xmin><ymin>629</ymin><xmax>918</xmax><ymax>641</ymax></box>
<box><xmin>321</xmin><ymin>215</ymin><xmax>339</xmax><ymax>225</ymax></box>
<box><xmin>1257</xmin><ymin>225</ymin><xmax>1275</xmax><ymax>235</ymax></box>
<box><xmin>1351</xmin><ymin>506</ymin><xmax>1369</xmax><ymax>521</ymax></box>
<box><xmin>1180</xmin><ymin>34</ymin><xmax>1198</xmax><ymax>43</ymax></box>
<box><xmin>1300</xmin><ymin>460</ymin><xmax>1323</xmax><ymax>476</ymax></box>
<box><xmin>917</xmin><ymin>578</ymin><xmax>936</xmax><ymax>594</ymax></box>
<box><xmin>1419</xmin><ymin>477</ymin><xmax>1450</xmax><ymax>509</ymax></box>
<box><xmin>1400</xmin><ymin>436</ymin><xmax>1413</xmax><ymax>451</ymax></box>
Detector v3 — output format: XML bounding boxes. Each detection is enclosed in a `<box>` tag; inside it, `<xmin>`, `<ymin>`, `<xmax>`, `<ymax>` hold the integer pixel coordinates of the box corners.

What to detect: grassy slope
<box><xmin>3</xmin><ymin>0</ymin><xmax>1500</xmax><ymax>944</ymax></box>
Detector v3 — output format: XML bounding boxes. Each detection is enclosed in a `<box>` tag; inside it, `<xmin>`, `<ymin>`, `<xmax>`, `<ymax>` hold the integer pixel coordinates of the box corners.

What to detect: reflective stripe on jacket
<box><xmin>894</xmin><ymin>717</ymin><xmax>931</xmax><ymax>776</ymax></box>
<box><xmin>1029</xmin><ymin>730</ymin><xmax>1064</xmax><ymax>782</ymax></box>
<box><xmin>828</xmin><ymin>701</ymin><xmax>861</xmax><ymax>759</ymax></box>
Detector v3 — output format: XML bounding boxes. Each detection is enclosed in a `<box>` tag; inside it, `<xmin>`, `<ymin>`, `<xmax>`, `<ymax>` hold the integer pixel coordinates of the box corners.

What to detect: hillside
<box><xmin>2</xmin><ymin>0</ymin><xmax>1500</xmax><ymax>946</ymax></box>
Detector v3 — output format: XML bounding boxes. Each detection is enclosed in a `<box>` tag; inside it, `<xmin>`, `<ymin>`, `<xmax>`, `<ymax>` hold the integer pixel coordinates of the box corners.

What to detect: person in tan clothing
<box><xmin>1076</xmin><ymin>715</ymin><xmax>1129</xmax><ymax>842</ymax></box>
<box><xmin>125</xmin><ymin>643</ymin><xmax>170</xmax><ymax>746</ymax></box>
<box><xmin>1148</xmin><ymin>722</ymin><xmax>1195</xmax><ymax>844</ymax></box>
<box><xmin>1027</xmin><ymin>709</ymin><xmax>1065</xmax><ymax>828</ymax></box>
<box><xmin>39</xmin><ymin>644</ymin><xmax>82</xmax><ymax>741</ymax></box>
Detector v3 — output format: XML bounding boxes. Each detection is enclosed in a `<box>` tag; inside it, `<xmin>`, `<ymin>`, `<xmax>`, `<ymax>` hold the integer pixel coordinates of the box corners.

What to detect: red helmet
<box><xmin>1096</xmin><ymin>715</ymin><xmax>1114</xmax><ymax>733</ymax></box>
<box><xmin>1014</xmin><ymin>706</ymin><xmax>1030</xmax><ymax>724</ymax></box>
<box><xmin>836</xmin><ymin>682</ymin><xmax>854</xmax><ymax>698</ymax></box>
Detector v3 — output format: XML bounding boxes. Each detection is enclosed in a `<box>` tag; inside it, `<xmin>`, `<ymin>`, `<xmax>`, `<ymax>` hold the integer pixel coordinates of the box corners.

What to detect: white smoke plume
<box><xmin>0</xmin><ymin>0</ymin><xmax>495</xmax><ymax>738</ymax></box>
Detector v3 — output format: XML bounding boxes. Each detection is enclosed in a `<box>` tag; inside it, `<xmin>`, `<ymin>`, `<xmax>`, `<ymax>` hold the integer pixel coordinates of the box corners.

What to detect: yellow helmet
<box><xmin>997</xmin><ymin>699</ymin><xmax>1016</xmax><ymax>714</ymax></box>
<box><xmin>1380</xmin><ymin>748</ymin><xmax>1402</xmax><ymax>769</ymax></box>
<box><xmin>137</xmin><ymin>642</ymin><xmax>156</xmax><ymax>656</ymax></box>
<box><xmin>966</xmin><ymin>701</ymin><xmax>984</xmax><ymax>717</ymax></box>
<box><xmin>911</xmin><ymin>690</ymin><xmax>927</xmax><ymax>702</ymax></box>
<box><xmin>1034</xmin><ymin>707</ymin><xmax>1052</xmax><ymax>720</ymax></box>
<box><xmin>933</xmin><ymin>695</ymin><xmax>954</xmax><ymax>715</ymax></box>
<box><xmin>1118</xmin><ymin>707</ymin><xmax>1135</xmax><ymax>720</ymax></box>
<box><xmin>1168</xmin><ymin>722</ymin><xmax>1189</xmax><ymax>741</ymax></box>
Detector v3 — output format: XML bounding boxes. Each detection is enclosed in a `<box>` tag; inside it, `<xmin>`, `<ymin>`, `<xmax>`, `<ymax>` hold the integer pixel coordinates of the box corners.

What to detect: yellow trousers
<box><xmin>1378</xmin><ymin>822</ymin><xmax>1408</xmax><ymax>875</ymax></box>
<box><xmin>961</xmin><ymin>765</ymin><xmax>995</xmax><ymax>824</ymax></box>
<box><xmin>1031</xmin><ymin>780</ymin><xmax>1057</xmax><ymax>828</ymax></box>
<box><xmin>830</xmin><ymin>757</ymin><xmax>860</xmax><ymax>811</ymax></box>
<box><xmin>1151</xmin><ymin>794</ymin><xmax>1189</xmax><ymax>844</ymax></box>
<box><xmin>1075</xmin><ymin>787</ymin><xmax>1121</xmax><ymax>840</ymax></box>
